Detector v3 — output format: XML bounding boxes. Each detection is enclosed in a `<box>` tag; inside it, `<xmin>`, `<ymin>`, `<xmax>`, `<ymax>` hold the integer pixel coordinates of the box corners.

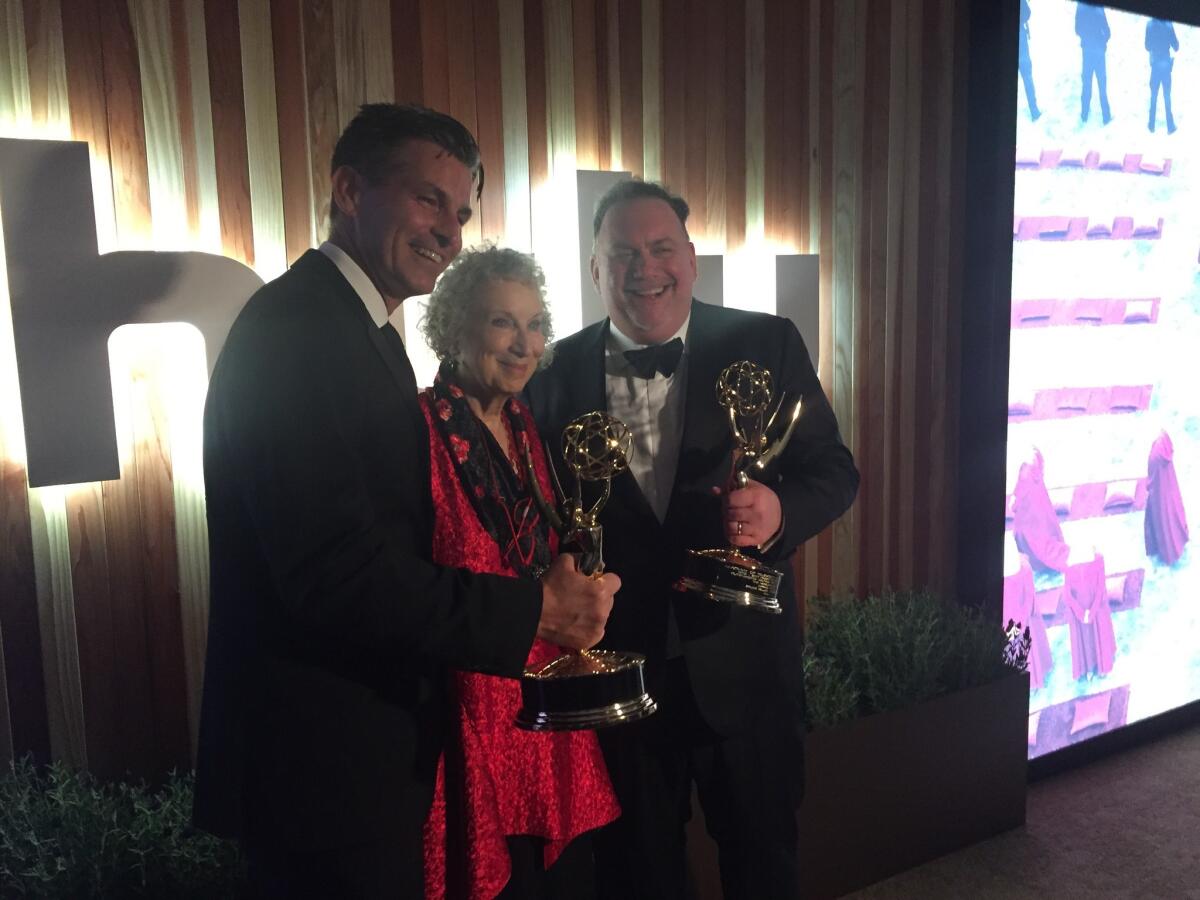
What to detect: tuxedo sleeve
<box><xmin>760</xmin><ymin>319</ymin><xmax>859</xmax><ymax>564</ymax></box>
<box><xmin>206</xmin><ymin>310</ymin><xmax>541</xmax><ymax>679</ymax></box>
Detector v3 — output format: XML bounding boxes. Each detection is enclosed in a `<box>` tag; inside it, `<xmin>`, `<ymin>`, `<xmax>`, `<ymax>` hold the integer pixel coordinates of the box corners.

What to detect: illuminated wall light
<box><xmin>722</xmin><ymin>239</ymin><xmax>795</xmax><ymax>316</ymax></box>
<box><xmin>531</xmin><ymin>160</ymin><xmax>584</xmax><ymax>340</ymax></box>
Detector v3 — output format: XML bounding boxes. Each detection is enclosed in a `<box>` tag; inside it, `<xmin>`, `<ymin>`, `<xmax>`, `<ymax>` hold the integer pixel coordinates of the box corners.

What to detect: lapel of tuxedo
<box><xmin>302</xmin><ymin>249</ymin><xmax>419</xmax><ymax>396</ymax></box>
<box><xmin>664</xmin><ymin>300</ymin><xmax>735</xmax><ymax>526</ymax></box>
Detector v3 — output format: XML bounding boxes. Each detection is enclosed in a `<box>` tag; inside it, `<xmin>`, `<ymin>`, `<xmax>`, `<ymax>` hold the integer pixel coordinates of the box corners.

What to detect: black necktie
<box><xmin>624</xmin><ymin>337</ymin><xmax>684</xmax><ymax>379</ymax></box>
<box><xmin>379</xmin><ymin>322</ymin><xmax>418</xmax><ymax>395</ymax></box>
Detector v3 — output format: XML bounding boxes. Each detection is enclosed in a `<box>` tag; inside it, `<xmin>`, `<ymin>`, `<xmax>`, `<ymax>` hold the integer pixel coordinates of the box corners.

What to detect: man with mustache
<box><xmin>194</xmin><ymin>104</ymin><xmax>618</xmax><ymax>898</ymax></box>
<box><xmin>527</xmin><ymin>180</ymin><xmax>859</xmax><ymax>899</ymax></box>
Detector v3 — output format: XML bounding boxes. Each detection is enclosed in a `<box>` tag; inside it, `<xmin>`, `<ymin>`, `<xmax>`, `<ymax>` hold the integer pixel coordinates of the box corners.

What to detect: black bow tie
<box><xmin>624</xmin><ymin>337</ymin><xmax>684</xmax><ymax>379</ymax></box>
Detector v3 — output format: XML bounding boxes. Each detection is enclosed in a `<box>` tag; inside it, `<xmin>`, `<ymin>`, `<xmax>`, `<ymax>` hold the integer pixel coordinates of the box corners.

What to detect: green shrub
<box><xmin>0</xmin><ymin>760</ymin><xmax>244</xmax><ymax>899</ymax></box>
<box><xmin>804</xmin><ymin>590</ymin><xmax>1028</xmax><ymax>730</ymax></box>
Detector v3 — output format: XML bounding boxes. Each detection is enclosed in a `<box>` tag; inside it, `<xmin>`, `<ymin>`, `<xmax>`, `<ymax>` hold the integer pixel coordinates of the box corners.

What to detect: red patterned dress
<box><xmin>418</xmin><ymin>384</ymin><xmax>620</xmax><ymax>900</ymax></box>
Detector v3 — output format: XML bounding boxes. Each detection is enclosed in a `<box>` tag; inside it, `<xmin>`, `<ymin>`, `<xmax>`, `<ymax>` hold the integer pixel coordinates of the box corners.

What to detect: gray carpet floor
<box><xmin>847</xmin><ymin>724</ymin><xmax>1200</xmax><ymax>899</ymax></box>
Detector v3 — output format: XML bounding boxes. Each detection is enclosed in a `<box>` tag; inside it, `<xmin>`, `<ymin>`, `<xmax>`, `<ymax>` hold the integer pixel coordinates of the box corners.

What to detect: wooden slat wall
<box><xmin>0</xmin><ymin>0</ymin><xmax>969</xmax><ymax>777</ymax></box>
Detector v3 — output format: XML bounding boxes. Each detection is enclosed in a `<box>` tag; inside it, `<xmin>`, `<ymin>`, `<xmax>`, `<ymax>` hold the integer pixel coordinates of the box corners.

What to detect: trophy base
<box><xmin>516</xmin><ymin>650</ymin><xmax>658</xmax><ymax>732</ymax></box>
<box><xmin>674</xmin><ymin>548</ymin><xmax>783</xmax><ymax>614</ymax></box>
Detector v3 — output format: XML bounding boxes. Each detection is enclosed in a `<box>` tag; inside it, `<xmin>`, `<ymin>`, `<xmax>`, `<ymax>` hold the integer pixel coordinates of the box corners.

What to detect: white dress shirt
<box><xmin>319</xmin><ymin>241</ymin><xmax>406</xmax><ymax>336</ymax></box>
<box><xmin>605</xmin><ymin>316</ymin><xmax>691</xmax><ymax>522</ymax></box>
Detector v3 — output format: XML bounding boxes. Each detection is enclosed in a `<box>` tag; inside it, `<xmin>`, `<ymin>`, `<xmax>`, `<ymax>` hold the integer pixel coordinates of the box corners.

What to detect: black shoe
<box><xmin>1150</xmin><ymin>120</ymin><xmax>1156</xmax><ymax>133</ymax></box>
<box><xmin>1102</xmin><ymin>111</ymin><xmax>1112</xmax><ymax>125</ymax></box>
<box><xmin>1031</xmin><ymin>108</ymin><xmax>1042</xmax><ymax>122</ymax></box>
<box><xmin>1168</xmin><ymin>122</ymin><xmax>1178</xmax><ymax>135</ymax></box>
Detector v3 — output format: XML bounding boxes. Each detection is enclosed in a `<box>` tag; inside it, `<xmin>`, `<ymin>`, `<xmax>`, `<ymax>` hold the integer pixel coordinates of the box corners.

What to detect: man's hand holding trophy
<box><xmin>674</xmin><ymin>360</ymin><xmax>803</xmax><ymax>614</ymax></box>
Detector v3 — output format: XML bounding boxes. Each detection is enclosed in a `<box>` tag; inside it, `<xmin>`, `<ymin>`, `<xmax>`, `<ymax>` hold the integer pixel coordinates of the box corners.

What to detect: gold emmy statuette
<box><xmin>515</xmin><ymin>411</ymin><xmax>658</xmax><ymax>732</ymax></box>
<box><xmin>674</xmin><ymin>360</ymin><xmax>803</xmax><ymax>614</ymax></box>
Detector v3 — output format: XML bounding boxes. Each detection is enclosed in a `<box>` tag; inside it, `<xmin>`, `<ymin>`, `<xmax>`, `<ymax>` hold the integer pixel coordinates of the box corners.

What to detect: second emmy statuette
<box><xmin>515</xmin><ymin>411</ymin><xmax>658</xmax><ymax>732</ymax></box>
<box><xmin>674</xmin><ymin>361</ymin><xmax>802</xmax><ymax>614</ymax></box>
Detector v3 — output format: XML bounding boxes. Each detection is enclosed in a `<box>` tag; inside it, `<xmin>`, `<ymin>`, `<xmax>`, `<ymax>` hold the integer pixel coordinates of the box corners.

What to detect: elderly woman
<box><xmin>417</xmin><ymin>245</ymin><xmax>619</xmax><ymax>900</ymax></box>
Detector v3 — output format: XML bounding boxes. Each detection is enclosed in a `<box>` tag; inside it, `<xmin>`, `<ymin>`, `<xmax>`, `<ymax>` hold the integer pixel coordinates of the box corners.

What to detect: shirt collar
<box><xmin>606</xmin><ymin>310</ymin><xmax>692</xmax><ymax>354</ymax></box>
<box><xmin>319</xmin><ymin>241</ymin><xmax>391</xmax><ymax>329</ymax></box>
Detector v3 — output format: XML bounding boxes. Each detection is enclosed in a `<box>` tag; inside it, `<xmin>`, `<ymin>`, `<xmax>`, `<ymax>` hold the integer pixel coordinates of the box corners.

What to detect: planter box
<box><xmin>685</xmin><ymin>671</ymin><xmax>1029</xmax><ymax>899</ymax></box>
<box><xmin>798</xmin><ymin>670</ymin><xmax>1030</xmax><ymax>898</ymax></box>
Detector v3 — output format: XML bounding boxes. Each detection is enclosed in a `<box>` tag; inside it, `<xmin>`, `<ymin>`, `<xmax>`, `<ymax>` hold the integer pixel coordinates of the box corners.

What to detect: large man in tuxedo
<box><xmin>526</xmin><ymin>180</ymin><xmax>859</xmax><ymax>899</ymax></box>
<box><xmin>195</xmin><ymin>104</ymin><xmax>617</xmax><ymax>898</ymax></box>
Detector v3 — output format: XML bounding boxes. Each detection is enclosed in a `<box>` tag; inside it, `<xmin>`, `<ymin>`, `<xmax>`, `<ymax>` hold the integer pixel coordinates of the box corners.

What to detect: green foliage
<box><xmin>803</xmin><ymin>590</ymin><xmax>1025</xmax><ymax>730</ymax></box>
<box><xmin>0</xmin><ymin>759</ymin><xmax>244</xmax><ymax>899</ymax></box>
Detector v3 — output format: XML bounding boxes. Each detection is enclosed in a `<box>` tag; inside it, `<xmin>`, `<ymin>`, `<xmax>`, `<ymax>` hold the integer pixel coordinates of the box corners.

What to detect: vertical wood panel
<box><xmin>65</xmin><ymin>482</ymin><xmax>120</xmax><ymax>778</ymax></box>
<box><xmin>391</xmin><ymin>0</ymin><xmax>422</xmax><ymax>102</ymax></box>
<box><xmin>333</xmin><ymin>0</ymin><xmax>366</xmax><ymax>128</ymax></box>
<box><xmin>99</xmin><ymin>0</ymin><xmax>152</xmax><ymax>244</ymax></box>
<box><xmin>206</xmin><ymin>0</ymin><xmax>255</xmax><ymax>264</ymax></box>
<box><xmin>130</xmin><ymin>367</ymin><xmax>190</xmax><ymax>775</ymax></box>
<box><xmin>896</xmin><ymin>0</ymin><xmax>920</xmax><ymax>589</ymax></box>
<box><xmin>615</xmin><ymin>0</ymin><xmax>641</xmax><ymax>178</ymax></box>
<box><xmin>0</xmin><ymin>624</ymin><xmax>12</xmax><ymax>764</ymax></box>
<box><xmin>0</xmin><ymin>459</ymin><xmax>50</xmax><ymax>763</ymax></box>
<box><xmin>181</xmin><ymin>0</ymin><xmax>221</xmax><ymax>252</ymax></box>
<box><xmin>743</xmin><ymin>0</ymin><xmax>764</xmax><ymax>247</ymax></box>
<box><xmin>498</xmin><ymin>0</ymin><xmax>530</xmax><ymax>250</ymax></box>
<box><xmin>722</xmin><ymin>0</ymin><xmax>745</xmax><ymax>251</ymax></box>
<box><xmin>0</xmin><ymin>0</ymin><xmax>32</xmax><ymax>129</ymax></box>
<box><xmin>27</xmin><ymin>486</ymin><xmax>86</xmax><ymax>767</ymax></box>
<box><xmin>681</xmin><ymin>0</ymin><xmax>705</xmax><ymax>237</ymax></box>
<box><xmin>417</xmin><ymin>0</ymin><xmax>448</xmax><ymax>111</ymax></box>
<box><xmin>605</xmin><ymin>0</ymin><xmax>620</xmax><ymax>169</ymax></box>
<box><xmin>444</xmin><ymin>0</ymin><xmax>481</xmax><ymax>247</ymax></box>
<box><xmin>640</xmin><ymin>0</ymin><xmax>660</xmax><ymax>181</ymax></box>
<box><xmin>523</xmin><ymin>0</ymin><xmax>548</xmax><ymax>194</ymax></box>
<box><xmin>239</xmin><ymin>0</ymin><xmax>287</xmax><ymax>278</ymax></box>
<box><xmin>701</xmin><ymin>0</ymin><xmax>725</xmax><ymax>248</ymax></box>
<box><xmin>592</xmin><ymin>0</ymin><xmax>610</xmax><ymax>170</ymax></box>
<box><xmin>473</xmin><ymin>0</ymin><xmax>506</xmax><ymax>242</ymax></box>
<box><xmin>830</xmin><ymin>0</ymin><xmax>863</xmax><ymax>596</ymax></box>
<box><xmin>271</xmin><ymin>0</ymin><xmax>314</xmax><ymax>263</ymax></box>
<box><xmin>129</xmin><ymin>0</ymin><xmax>189</xmax><ymax>246</ymax></box>
<box><xmin>302</xmin><ymin>0</ymin><xmax>337</xmax><ymax>243</ymax></box>
<box><xmin>23</xmin><ymin>0</ymin><xmax>71</xmax><ymax>136</ymax></box>
<box><xmin>361</xmin><ymin>0</ymin><xmax>393</xmax><ymax>105</ymax></box>
<box><xmin>99</xmin><ymin>446</ymin><xmax>158</xmax><ymax>776</ymax></box>
<box><xmin>168</xmin><ymin>0</ymin><xmax>202</xmax><ymax>237</ymax></box>
<box><xmin>571</xmin><ymin>0</ymin><xmax>599</xmax><ymax>171</ymax></box>
<box><xmin>659</xmin><ymin>0</ymin><xmax>683</xmax><ymax>192</ymax></box>
<box><xmin>61</xmin><ymin>0</ymin><xmax>118</xmax><ymax>249</ymax></box>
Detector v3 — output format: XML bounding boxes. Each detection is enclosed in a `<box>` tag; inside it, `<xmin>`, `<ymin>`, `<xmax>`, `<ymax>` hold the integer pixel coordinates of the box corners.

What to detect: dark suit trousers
<box><xmin>593</xmin><ymin>660</ymin><xmax>800</xmax><ymax>900</ymax></box>
<box><xmin>243</xmin><ymin>832</ymin><xmax>422</xmax><ymax>899</ymax></box>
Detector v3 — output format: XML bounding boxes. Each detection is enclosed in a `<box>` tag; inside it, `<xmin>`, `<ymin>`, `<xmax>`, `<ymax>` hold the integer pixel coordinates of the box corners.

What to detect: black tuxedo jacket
<box><xmin>527</xmin><ymin>300</ymin><xmax>858</xmax><ymax>736</ymax></box>
<box><xmin>194</xmin><ymin>250</ymin><xmax>542</xmax><ymax>852</ymax></box>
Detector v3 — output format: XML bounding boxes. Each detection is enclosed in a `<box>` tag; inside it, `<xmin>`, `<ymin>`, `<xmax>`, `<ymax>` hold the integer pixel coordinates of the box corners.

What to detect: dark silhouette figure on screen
<box><xmin>1146</xmin><ymin>18</ymin><xmax>1179</xmax><ymax>134</ymax></box>
<box><xmin>1019</xmin><ymin>0</ymin><xmax>1042</xmax><ymax>121</ymax></box>
<box><xmin>1076</xmin><ymin>3</ymin><xmax>1112</xmax><ymax>125</ymax></box>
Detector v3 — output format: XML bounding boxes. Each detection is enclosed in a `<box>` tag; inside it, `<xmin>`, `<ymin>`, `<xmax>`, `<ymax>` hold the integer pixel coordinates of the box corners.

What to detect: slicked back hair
<box><xmin>329</xmin><ymin>103</ymin><xmax>483</xmax><ymax>231</ymax></box>
<box><xmin>591</xmin><ymin>179</ymin><xmax>690</xmax><ymax>240</ymax></box>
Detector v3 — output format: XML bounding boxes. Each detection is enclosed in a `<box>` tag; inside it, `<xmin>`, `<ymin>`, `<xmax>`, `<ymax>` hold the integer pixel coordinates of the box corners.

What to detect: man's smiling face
<box><xmin>592</xmin><ymin>196</ymin><xmax>697</xmax><ymax>344</ymax></box>
<box><xmin>334</xmin><ymin>139</ymin><xmax>475</xmax><ymax>308</ymax></box>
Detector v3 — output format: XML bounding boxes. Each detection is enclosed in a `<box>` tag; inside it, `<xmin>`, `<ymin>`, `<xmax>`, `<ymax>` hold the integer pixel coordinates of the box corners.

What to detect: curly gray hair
<box><xmin>420</xmin><ymin>244</ymin><xmax>554</xmax><ymax>366</ymax></box>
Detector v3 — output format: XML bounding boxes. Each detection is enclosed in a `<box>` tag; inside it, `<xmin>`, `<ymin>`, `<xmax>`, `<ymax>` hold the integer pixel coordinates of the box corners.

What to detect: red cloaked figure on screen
<box><xmin>1003</xmin><ymin>553</ymin><xmax>1052</xmax><ymax>689</ymax></box>
<box><xmin>1063</xmin><ymin>549</ymin><xmax>1116</xmax><ymax>680</ymax></box>
<box><xmin>1012</xmin><ymin>448</ymin><xmax>1071</xmax><ymax>573</ymax></box>
<box><xmin>1144</xmin><ymin>431</ymin><xmax>1190</xmax><ymax>565</ymax></box>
